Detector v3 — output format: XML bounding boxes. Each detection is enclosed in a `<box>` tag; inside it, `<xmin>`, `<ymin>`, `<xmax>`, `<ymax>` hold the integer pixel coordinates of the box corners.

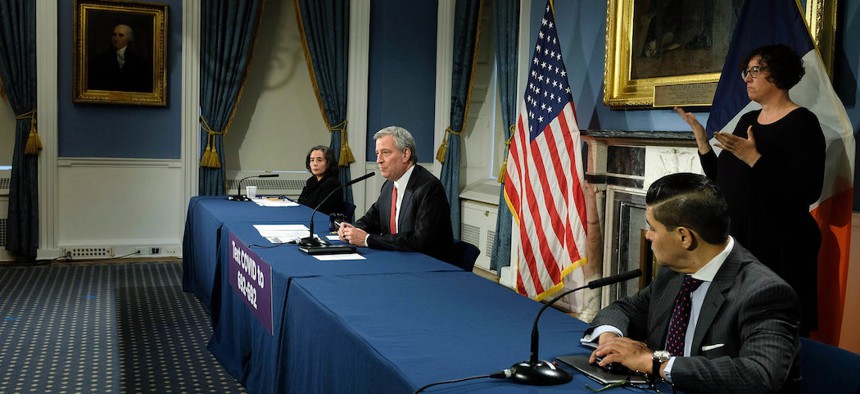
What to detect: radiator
<box><xmin>226</xmin><ymin>170</ymin><xmax>308</xmax><ymax>199</ymax></box>
<box><xmin>0</xmin><ymin>169</ymin><xmax>9</xmax><ymax>261</ymax></box>
<box><xmin>459</xmin><ymin>180</ymin><xmax>501</xmax><ymax>272</ymax></box>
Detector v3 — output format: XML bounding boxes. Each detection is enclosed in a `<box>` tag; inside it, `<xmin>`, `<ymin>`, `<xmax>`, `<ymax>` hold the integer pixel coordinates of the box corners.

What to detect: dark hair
<box><xmin>646</xmin><ymin>173</ymin><xmax>729</xmax><ymax>244</ymax></box>
<box><xmin>305</xmin><ymin>145</ymin><xmax>339</xmax><ymax>178</ymax></box>
<box><xmin>740</xmin><ymin>44</ymin><xmax>805</xmax><ymax>90</ymax></box>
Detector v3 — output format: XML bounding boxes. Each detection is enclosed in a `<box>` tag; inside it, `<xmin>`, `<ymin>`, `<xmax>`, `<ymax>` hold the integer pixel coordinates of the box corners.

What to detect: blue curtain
<box><xmin>294</xmin><ymin>0</ymin><xmax>355</xmax><ymax>204</ymax></box>
<box><xmin>0</xmin><ymin>1</ymin><xmax>38</xmax><ymax>259</ymax></box>
<box><xmin>490</xmin><ymin>0</ymin><xmax>518</xmax><ymax>272</ymax></box>
<box><xmin>438</xmin><ymin>0</ymin><xmax>483</xmax><ymax>240</ymax></box>
<box><xmin>198</xmin><ymin>0</ymin><xmax>264</xmax><ymax>196</ymax></box>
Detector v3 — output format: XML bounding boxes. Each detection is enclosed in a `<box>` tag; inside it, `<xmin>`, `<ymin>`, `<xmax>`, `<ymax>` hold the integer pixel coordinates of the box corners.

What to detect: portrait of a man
<box><xmin>74</xmin><ymin>0</ymin><xmax>167</xmax><ymax>106</ymax></box>
<box><xmin>88</xmin><ymin>22</ymin><xmax>153</xmax><ymax>92</ymax></box>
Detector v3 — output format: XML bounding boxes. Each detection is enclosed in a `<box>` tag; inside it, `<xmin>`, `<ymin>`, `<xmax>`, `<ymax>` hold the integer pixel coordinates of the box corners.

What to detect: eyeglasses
<box><xmin>741</xmin><ymin>65</ymin><xmax>768</xmax><ymax>79</ymax></box>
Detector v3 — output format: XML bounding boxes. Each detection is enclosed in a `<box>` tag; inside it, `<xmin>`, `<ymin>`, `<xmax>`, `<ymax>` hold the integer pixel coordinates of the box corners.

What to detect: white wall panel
<box><xmin>57</xmin><ymin>159</ymin><xmax>183</xmax><ymax>256</ymax></box>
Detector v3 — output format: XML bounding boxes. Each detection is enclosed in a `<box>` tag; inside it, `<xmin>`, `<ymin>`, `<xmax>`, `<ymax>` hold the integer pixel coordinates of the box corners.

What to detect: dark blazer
<box><xmin>355</xmin><ymin>164</ymin><xmax>455</xmax><ymax>264</ymax></box>
<box><xmin>89</xmin><ymin>48</ymin><xmax>152</xmax><ymax>92</ymax></box>
<box><xmin>297</xmin><ymin>174</ymin><xmax>342</xmax><ymax>215</ymax></box>
<box><xmin>587</xmin><ymin>242</ymin><xmax>802</xmax><ymax>393</ymax></box>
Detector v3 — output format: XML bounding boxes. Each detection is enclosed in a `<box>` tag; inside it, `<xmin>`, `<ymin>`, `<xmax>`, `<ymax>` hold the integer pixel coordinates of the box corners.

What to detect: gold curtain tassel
<box><xmin>329</xmin><ymin>122</ymin><xmax>355</xmax><ymax>167</ymax></box>
<box><xmin>436</xmin><ymin>127</ymin><xmax>461</xmax><ymax>164</ymax></box>
<box><xmin>207</xmin><ymin>143</ymin><xmax>222</xmax><ymax>168</ymax></box>
<box><xmin>339</xmin><ymin>143</ymin><xmax>355</xmax><ymax>167</ymax></box>
<box><xmin>24</xmin><ymin>130</ymin><xmax>42</xmax><ymax>155</ymax></box>
<box><xmin>199</xmin><ymin>116</ymin><xmax>225</xmax><ymax>169</ymax></box>
<box><xmin>497</xmin><ymin>158</ymin><xmax>508</xmax><ymax>183</ymax></box>
<box><xmin>16</xmin><ymin>111</ymin><xmax>40</xmax><ymax>155</ymax></box>
<box><xmin>496</xmin><ymin>124</ymin><xmax>515</xmax><ymax>182</ymax></box>
<box><xmin>435</xmin><ymin>138</ymin><xmax>448</xmax><ymax>164</ymax></box>
<box><xmin>200</xmin><ymin>135</ymin><xmax>213</xmax><ymax>167</ymax></box>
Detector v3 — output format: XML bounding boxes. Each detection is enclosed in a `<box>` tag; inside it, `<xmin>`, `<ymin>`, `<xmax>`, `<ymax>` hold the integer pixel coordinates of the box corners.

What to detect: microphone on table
<box><xmin>298</xmin><ymin>172</ymin><xmax>375</xmax><ymax>248</ymax></box>
<box><xmin>227</xmin><ymin>174</ymin><xmax>279</xmax><ymax>201</ymax></box>
<box><xmin>506</xmin><ymin>269</ymin><xmax>643</xmax><ymax>386</ymax></box>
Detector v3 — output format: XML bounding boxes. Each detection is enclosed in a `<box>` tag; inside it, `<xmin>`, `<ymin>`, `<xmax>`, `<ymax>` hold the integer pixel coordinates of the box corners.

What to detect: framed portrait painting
<box><xmin>73</xmin><ymin>0</ymin><xmax>168</xmax><ymax>106</ymax></box>
<box><xmin>603</xmin><ymin>0</ymin><xmax>837</xmax><ymax>108</ymax></box>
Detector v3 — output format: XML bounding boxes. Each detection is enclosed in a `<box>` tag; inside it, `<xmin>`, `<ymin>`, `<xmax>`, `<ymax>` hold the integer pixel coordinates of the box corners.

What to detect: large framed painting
<box><xmin>603</xmin><ymin>0</ymin><xmax>837</xmax><ymax>108</ymax></box>
<box><xmin>73</xmin><ymin>0</ymin><xmax>168</xmax><ymax>106</ymax></box>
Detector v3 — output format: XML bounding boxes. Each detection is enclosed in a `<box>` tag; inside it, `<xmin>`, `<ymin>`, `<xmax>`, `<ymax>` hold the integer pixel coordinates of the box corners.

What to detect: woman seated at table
<box><xmin>297</xmin><ymin>145</ymin><xmax>343</xmax><ymax>215</ymax></box>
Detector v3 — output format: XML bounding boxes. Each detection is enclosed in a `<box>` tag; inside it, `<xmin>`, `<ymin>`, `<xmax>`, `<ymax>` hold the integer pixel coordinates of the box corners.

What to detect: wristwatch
<box><xmin>652</xmin><ymin>350</ymin><xmax>671</xmax><ymax>377</ymax></box>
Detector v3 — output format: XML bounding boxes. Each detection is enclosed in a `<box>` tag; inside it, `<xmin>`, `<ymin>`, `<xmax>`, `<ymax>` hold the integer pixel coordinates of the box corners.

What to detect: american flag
<box><xmin>504</xmin><ymin>1</ymin><xmax>587</xmax><ymax>303</ymax></box>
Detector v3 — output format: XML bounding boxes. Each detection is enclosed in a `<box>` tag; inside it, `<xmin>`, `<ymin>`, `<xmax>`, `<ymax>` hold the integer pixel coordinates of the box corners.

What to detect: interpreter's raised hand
<box><xmin>674</xmin><ymin>106</ymin><xmax>711</xmax><ymax>154</ymax></box>
<box><xmin>714</xmin><ymin>125</ymin><xmax>761</xmax><ymax>167</ymax></box>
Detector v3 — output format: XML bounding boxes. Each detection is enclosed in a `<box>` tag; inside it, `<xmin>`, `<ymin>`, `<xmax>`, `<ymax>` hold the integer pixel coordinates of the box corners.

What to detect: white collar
<box><xmin>393</xmin><ymin>164</ymin><xmax>415</xmax><ymax>192</ymax></box>
<box><xmin>690</xmin><ymin>237</ymin><xmax>734</xmax><ymax>282</ymax></box>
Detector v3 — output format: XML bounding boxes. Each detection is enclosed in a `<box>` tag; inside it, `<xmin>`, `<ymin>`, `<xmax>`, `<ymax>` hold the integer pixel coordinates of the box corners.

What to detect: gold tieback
<box><xmin>16</xmin><ymin>111</ymin><xmax>41</xmax><ymax>156</ymax></box>
<box><xmin>199</xmin><ymin>116</ymin><xmax>225</xmax><ymax>169</ymax></box>
<box><xmin>497</xmin><ymin>125</ymin><xmax>516</xmax><ymax>183</ymax></box>
<box><xmin>328</xmin><ymin>120</ymin><xmax>355</xmax><ymax>167</ymax></box>
<box><xmin>435</xmin><ymin>127</ymin><xmax>463</xmax><ymax>164</ymax></box>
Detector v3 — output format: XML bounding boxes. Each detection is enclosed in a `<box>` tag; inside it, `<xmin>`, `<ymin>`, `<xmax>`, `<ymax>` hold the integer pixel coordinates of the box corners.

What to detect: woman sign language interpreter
<box><xmin>674</xmin><ymin>44</ymin><xmax>825</xmax><ymax>336</ymax></box>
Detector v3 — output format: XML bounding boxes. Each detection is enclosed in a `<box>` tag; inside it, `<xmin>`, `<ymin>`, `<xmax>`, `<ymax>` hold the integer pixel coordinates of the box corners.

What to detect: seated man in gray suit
<box><xmin>337</xmin><ymin>126</ymin><xmax>455</xmax><ymax>264</ymax></box>
<box><xmin>583</xmin><ymin>173</ymin><xmax>801</xmax><ymax>393</ymax></box>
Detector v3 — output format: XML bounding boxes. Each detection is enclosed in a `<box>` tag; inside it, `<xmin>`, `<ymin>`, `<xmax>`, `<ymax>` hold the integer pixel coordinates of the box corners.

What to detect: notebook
<box><xmin>556</xmin><ymin>354</ymin><xmax>648</xmax><ymax>385</ymax></box>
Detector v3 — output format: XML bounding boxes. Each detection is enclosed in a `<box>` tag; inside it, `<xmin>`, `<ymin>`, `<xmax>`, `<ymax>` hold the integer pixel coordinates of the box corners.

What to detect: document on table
<box><xmin>252</xmin><ymin>198</ymin><xmax>299</xmax><ymax>207</ymax></box>
<box><xmin>313</xmin><ymin>253</ymin><xmax>366</xmax><ymax>261</ymax></box>
<box><xmin>254</xmin><ymin>224</ymin><xmax>309</xmax><ymax>244</ymax></box>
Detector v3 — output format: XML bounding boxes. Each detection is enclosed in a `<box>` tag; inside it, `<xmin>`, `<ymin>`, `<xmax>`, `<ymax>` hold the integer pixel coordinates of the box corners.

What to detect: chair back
<box><xmin>452</xmin><ymin>240</ymin><xmax>480</xmax><ymax>271</ymax></box>
<box><xmin>341</xmin><ymin>201</ymin><xmax>356</xmax><ymax>223</ymax></box>
<box><xmin>800</xmin><ymin>337</ymin><xmax>860</xmax><ymax>393</ymax></box>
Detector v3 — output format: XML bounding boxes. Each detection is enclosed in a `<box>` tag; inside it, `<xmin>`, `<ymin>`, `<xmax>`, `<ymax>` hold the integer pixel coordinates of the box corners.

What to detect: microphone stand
<box><xmin>508</xmin><ymin>269</ymin><xmax>642</xmax><ymax>386</ymax></box>
<box><xmin>228</xmin><ymin>173</ymin><xmax>279</xmax><ymax>201</ymax></box>
<box><xmin>298</xmin><ymin>172</ymin><xmax>375</xmax><ymax>248</ymax></box>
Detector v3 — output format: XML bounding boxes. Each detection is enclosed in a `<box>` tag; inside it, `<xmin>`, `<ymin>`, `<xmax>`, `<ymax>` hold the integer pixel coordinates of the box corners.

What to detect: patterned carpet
<box><xmin>0</xmin><ymin>261</ymin><xmax>245</xmax><ymax>393</ymax></box>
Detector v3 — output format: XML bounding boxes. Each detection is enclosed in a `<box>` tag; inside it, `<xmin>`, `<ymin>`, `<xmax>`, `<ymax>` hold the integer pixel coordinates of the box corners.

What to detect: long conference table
<box><xmin>182</xmin><ymin>196</ymin><xmax>600</xmax><ymax>393</ymax></box>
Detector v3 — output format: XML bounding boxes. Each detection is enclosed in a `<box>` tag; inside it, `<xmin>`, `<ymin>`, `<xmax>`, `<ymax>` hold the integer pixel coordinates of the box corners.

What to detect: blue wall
<box><xmin>538</xmin><ymin>0</ymin><xmax>860</xmax><ymax>209</ymax></box>
<box><xmin>58</xmin><ymin>0</ymin><xmax>182</xmax><ymax>159</ymax></box>
<box><xmin>366</xmin><ymin>0</ymin><xmax>438</xmax><ymax>162</ymax></box>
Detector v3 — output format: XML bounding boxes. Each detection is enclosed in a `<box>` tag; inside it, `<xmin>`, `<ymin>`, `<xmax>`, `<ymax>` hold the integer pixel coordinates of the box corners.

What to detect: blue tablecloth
<box><xmin>205</xmin><ymin>220</ymin><xmax>463</xmax><ymax>394</ymax></box>
<box><xmin>182</xmin><ymin>196</ymin><xmax>606</xmax><ymax>393</ymax></box>
<box><xmin>285</xmin><ymin>272</ymin><xmax>598</xmax><ymax>393</ymax></box>
<box><xmin>181</xmin><ymin>196</ymin><xmax>329</xmax><ymax>313</ymax></box>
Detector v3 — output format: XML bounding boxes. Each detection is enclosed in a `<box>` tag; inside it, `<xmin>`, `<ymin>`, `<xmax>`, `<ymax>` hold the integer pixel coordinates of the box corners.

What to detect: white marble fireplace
<box><xmin>582</xmin><ymin>130</ymin><xmax>703</xmax><ymax>309</ymax></box>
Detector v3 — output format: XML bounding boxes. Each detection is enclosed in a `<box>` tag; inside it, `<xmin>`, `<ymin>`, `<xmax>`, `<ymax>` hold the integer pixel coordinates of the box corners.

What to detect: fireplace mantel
<box><xmin>582</xmin><ymin>130</ymin><xmax>701</xmax><ymax>190</ymax></box>
<box><xmin>581</xmin><ymin>130</ymin><xmax>703</xmax><ymax>309</ymax></box>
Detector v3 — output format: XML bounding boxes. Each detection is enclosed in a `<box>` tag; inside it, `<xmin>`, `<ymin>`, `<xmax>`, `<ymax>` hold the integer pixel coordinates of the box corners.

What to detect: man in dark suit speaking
<box><xmin>88</xmin><ymin>23</ymin><xmax>152</xmax><ymax>92</ymax></box>
<box><xmin>338</xmin><ymin>126</ymin><xmax>455</xmax><ymax>265</ymax></box>
<box><xmin>583</xmin><ymin>173</ymin><xmax>801</xmax><ymax>393</ymax></box>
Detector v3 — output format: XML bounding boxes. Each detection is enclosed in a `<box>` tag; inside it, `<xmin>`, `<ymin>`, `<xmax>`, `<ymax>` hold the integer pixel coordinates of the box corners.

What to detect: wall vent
<box><xmin>62</xmin><ymin>247</ymin><xmax>115</xmax><ymax>258</ymax></box>
<box><xmin>0</xmin><ymin>174</ymin><xmax>10</xmax><ymax>196</ymax></box>
<box><xmin>226</xmin><ymin>171</ymin><xmax>308</xmax><ymax>198</ymax></box>
<box><xmin>460</xmin><ymin>198</ymin><xmax>499</xmax><ymax>272</ymax></box>
<box><xmin>0</xmin><ymin>218</ymin><xmax>6</xmax><ymax>248</ymax></box>
<box><xmin>462</xmin><ymin>223</ymin><xmax>481</xmax><ymax>249</ymax></box>
<box><xmin>485</xmin><ymin>230</ymin><xmax>495</xmax><ymax>258</ymax></box>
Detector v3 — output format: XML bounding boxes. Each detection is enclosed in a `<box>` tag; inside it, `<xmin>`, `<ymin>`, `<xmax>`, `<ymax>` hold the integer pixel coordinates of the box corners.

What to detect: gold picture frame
<box><xmin>603</xmin><ymin>0</ymin><xmax>837</xmax><ymax>108</ymax></box>
<box><xmin>73</xmin><ymin>0</ymin><xmax>168</xmax><ymax>106</ymax></box>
